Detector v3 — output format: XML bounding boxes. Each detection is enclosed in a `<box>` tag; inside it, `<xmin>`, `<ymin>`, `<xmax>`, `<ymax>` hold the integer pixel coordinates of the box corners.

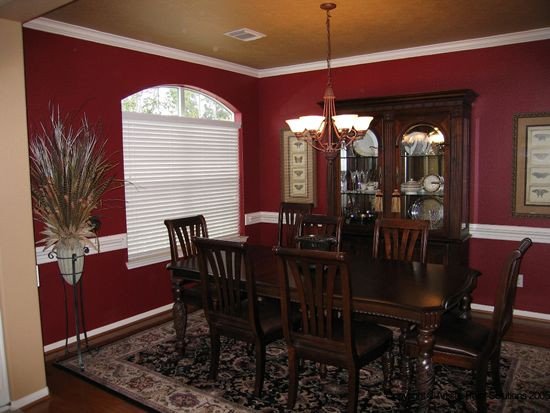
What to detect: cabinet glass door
<box><xmin>400</xmin><ymin>124</ymin><xmax>445</xmax><ymax>230</ymax></box>
<box><xmin>340</xmin><ymin>130</ymin><xmax>380</xmax><ymax>224</ymax></box>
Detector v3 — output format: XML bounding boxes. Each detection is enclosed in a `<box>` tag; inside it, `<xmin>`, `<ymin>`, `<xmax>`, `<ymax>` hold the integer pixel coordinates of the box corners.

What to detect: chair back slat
<box><xmin>165</xmin><ymin>215</ymin><xmax>208</xmax><ymax>262</ymax></box>
<box><xmin>275</xmin><ymin>247</ymin><xmax>352</xmax><ymax>348</ymax></box>
<box><xmin>491</xmin><ymin>238</ymin><xmax>532</xmax><ymax>342</ymax></box>
<box><xmin>195</xmin><ymin>238</ymin><xmax>258</xmax><ymax>325</ymax></box>
<box><xmin>374</xmin><ymin>218</ymin><xmax>429</xmax><ymax>263</ymax></box>
<box><xmin>278</xmin><ymin>202</ymin><xmax>313</xmax><ymax>247</ymax></box>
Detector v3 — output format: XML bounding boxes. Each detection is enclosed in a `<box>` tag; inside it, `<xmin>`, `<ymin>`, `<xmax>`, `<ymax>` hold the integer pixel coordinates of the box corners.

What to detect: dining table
<box><xmin>168</xmin><ymin>243</ymin><xmax>481</xmax><ymax>412</ymax></box>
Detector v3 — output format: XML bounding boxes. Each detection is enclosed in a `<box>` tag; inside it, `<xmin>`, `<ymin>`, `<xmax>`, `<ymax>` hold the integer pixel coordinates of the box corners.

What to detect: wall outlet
<box><xmin>517</xmin><ymin>274</ymin><xmax>524</xmax><ymax>288</ymax></box>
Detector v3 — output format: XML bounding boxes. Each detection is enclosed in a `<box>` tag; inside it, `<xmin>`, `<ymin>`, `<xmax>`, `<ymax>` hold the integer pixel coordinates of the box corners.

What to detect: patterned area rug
<box><xmin>57</xmin><ymin>311</ymin><xmax>550</xmax><ymax>412</ymax></box>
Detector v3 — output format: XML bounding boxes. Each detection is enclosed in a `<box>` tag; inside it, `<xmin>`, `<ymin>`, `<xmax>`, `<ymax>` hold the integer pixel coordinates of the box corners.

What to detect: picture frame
<box><xmin>280</xmin><ymin>129</ymin><xmax>316</xmax><ymax>205</ymax></box>
<box><xmin>512</xmin><ymin>112</ymin><xmax>550</xmax><ymax>217</ymax></box>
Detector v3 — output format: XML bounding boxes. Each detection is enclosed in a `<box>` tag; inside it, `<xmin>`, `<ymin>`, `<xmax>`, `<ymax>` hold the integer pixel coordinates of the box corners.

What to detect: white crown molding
<box><xmin>259</xmin><ymin>28</ymin><xmax>550</xmax><ymax>77</ymax></box>
<box><xmin>35</xmin><ymin>233</ymin><xmax>127</xmax><ymax>265</ymax></box>
<box><xmin>23</xmin><ymin>18</ymin><xmax>258</xmax><ymax>77</ymax></box>
<box><xmin>23</xmin><ymin>18</ymin><xmax>550</xmax><ymax>79</ymax></box>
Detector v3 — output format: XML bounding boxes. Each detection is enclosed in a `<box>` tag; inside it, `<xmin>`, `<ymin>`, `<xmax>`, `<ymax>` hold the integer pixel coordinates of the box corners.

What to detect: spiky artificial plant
<box><xmin>29</xmin><ymin>108</ymin><xmax>116</xmax><ymax>252</ymax></box>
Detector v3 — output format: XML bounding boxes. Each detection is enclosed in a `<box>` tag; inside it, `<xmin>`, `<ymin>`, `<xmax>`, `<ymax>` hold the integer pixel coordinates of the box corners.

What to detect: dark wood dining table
<box><xmin>169</xmin><ymin>244</ymin><xmax>480</xmax><ymax>412</ymax></box>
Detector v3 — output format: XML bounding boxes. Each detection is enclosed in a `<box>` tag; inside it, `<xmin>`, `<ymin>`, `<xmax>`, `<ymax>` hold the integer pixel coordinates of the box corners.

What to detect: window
<box><xmin>122</xmin><ymin>86</ymin><xmax>234</xmax><ymax>120</ymax></box>
<box><xmin>122</xmin><ymin>86</ymin><xmax>240</xmax><ymax>269</ymax></box>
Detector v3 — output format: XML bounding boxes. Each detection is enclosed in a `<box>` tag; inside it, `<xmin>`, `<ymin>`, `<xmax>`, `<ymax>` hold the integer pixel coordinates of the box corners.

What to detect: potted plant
<box><xmin>29</xmin><ymin>108</ymin><xmax>116</xmax><ymax>284</ymax></box>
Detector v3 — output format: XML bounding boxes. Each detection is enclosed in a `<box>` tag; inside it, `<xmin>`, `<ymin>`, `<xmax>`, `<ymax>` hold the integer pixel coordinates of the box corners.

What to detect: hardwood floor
<box><xmin>22</xmin><ymin>311</ymin><xmax>176</xmax><ymax>413</ymax></box>
<box><xmin>22</xmin><ymin>362</ymin><xmax>146</xmax><ymax>413</ymax></box>
<box><xmin>21</xmin><ymin>311</ymin><xmax>550</xmax><ymax>412</ymax></box>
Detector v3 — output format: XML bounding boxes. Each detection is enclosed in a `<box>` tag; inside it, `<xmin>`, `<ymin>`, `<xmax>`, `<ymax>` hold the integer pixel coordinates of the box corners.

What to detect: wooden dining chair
<box><xmin>277</xmin><ymin>202</ymin><xmax>313</xmax><ymax>247</ymax></box>
<box><xmin>164</xmin><ymin>215</ymin><xmax>208</xmax><ymax>355</ymax></box>
<box><xmin>405</xmin><ymin>238</ymin><xmax>533</xmax><ymax>412</ymax></box>
<box><xmin>295</xmin><ymin>213</ymin><xmax>344</xmax><ymax>252</ymax></box>
<box><xmin>194</xmin><ymin>237</ymin><xmax>284</xmax><ymax>397</ymax></box>
<box><xmin>274</xmin><ymin>246</ymin><xmax>393</xmax><ymax>413</ymax></box>
<box><xmin>366</xmin><ymin>217</ymin><xmax>430</xmax><ymax>376</ymax></box>
<box><xmin>372</xmin><ymin>217</ymin><xmax>430</xmax><ymax>263</ymax></box>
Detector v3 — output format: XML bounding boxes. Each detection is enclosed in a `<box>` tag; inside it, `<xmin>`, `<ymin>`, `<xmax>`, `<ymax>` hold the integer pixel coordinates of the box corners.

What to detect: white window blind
<box><xmin>122</xmin><ymin>112</ymin><xmax>241</xmax><ymax>269</ymax></box>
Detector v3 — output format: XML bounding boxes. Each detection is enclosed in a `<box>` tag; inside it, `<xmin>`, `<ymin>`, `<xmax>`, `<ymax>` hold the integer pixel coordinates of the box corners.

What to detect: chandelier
<box><xmin>285</xmin><ymin>3</ymin><xmax>373</xmax><ymax>155</ymax></box>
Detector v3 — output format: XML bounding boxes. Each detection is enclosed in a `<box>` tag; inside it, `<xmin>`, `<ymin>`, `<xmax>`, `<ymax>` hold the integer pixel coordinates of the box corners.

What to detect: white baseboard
<box><xmin>10</xmin><ymin>386</ymin><xmax>49</xmax><ymax>410</ymax></box>
<box><xmin>43</xmin><ymin>303</ymin><xmax>172</xmax><ymax>353</ymax></box>
<box><xmin>471</xmin><ymin>304</ymin><xmax>550</xmax><ymax>321</ymax></box>
<box><xmin>42</xmin><ymin>301</ymin><xmax>549</xmax><ymax>354</ymax></box>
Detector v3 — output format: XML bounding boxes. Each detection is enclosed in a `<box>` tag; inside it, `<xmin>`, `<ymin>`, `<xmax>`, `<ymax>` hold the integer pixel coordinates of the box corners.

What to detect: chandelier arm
<box><xmin>297</xmin><ymin>135</ymin><xmax>328</xmax><ymax>152</ymax></box>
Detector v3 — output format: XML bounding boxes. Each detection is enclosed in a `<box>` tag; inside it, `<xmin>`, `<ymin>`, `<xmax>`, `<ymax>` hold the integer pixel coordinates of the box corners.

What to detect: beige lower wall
<box><xmin>0</xmin><ymin>18</ymin><xmax>47</xmax><ymax>402</ymax></box>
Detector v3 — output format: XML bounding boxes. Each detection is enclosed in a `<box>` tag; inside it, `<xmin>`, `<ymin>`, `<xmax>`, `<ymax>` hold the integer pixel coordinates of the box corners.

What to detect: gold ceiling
<box><xmin>3</xmin><ymin>0</ymin><xmax>550</xmax><ymax>69</ymax></box>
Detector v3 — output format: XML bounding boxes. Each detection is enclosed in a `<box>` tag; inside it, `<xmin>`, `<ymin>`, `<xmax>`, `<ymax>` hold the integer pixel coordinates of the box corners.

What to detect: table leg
<box><xmin>171</xmin><ymin>276</ymin><xmax>187</xmax><ymax>357</ymax></box>
<box><xmin>416</xmin><ymin>327</ymin><xmax>435</xmax><ymax>412</ymax></box>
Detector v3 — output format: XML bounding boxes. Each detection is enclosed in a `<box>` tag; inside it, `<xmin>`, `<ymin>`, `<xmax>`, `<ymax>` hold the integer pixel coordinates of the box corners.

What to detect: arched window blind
<box><xmin>122</xmin><ymin>87</ymin><xmax>240</xmax><ymax>269</ymax></box>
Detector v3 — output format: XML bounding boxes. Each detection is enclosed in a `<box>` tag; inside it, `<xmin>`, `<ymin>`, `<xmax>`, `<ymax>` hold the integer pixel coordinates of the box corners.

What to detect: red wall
<box><xmin>23</xmin><ymin>29</ymin><xmax>261</xmax><ymax>345</ymax></box>
<box><xmin>23</xmin><ymin>28</ymin><xmax>550</xmax><ymax>345</ymax></box>
<box><xmin>257</xmin><ymin>40</ymin><xmax>550</xmax><ymax>313</ymax></box>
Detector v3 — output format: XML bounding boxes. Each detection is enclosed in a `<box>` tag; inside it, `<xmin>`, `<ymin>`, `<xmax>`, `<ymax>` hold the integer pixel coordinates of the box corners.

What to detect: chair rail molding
<box><xmin>35</xmin><ymin>233</ymin><xmax>127</xmax><ymax>265</ymax></box>
<box><xmin>33</xmin><ymin>221</ymin><xmax>550</xmax><ymax>266</ymax></box>
<box><xmin>469</xmin><ymin>223</ymin><xmax>550</xmax><ymax>244</ymax></box>
<box><xmin>245</xmin><ymin>214</ymin><xmax>550</xmax><ymax>244</ymax></box>
<box><xmin>244</xmin><ymin>211</ymin><xmax>278</xmax><ymax>225</ymax></box>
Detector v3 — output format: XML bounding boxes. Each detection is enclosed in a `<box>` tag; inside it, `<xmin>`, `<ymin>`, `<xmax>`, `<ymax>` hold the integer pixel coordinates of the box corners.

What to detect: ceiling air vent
<box><xmin>224</xmin><ymin>28</ymin><xmax>266</xmax><ymax>42</ymax></box>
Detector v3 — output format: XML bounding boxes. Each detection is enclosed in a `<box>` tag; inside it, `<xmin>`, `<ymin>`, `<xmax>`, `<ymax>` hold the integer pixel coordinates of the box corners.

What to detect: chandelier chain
<box><xmin>325</xmin><ymin>7</ymin><xmax>332</xmax><ymax>87</ymax></box>
<box><xmin>285</xmin><ymin>3</ymin><xmax>372</xmax><ymax>155</ymax></box>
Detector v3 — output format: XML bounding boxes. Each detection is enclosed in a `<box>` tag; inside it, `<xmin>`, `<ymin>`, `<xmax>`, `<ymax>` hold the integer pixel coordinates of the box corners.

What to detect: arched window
<box><xmin>122</xmin><ymin>86</ymin><xmax>240</xmax><ymax>268</ymax></box>
<box><xmin>122</xmin><ymin>85</ymin><xmax>234</xmax><ymax>120</ymax></box>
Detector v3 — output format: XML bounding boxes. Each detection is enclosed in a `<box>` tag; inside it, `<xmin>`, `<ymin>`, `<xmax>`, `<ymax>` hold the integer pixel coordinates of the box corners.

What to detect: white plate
<box><xmin>402</xmin><ymin>131</ymin><xmax>429</xmax><ymax>155</ymax></box>
<box><xmin>409</xmin><ymin>196</ymin><xmax>443</xmax><ymax>229</ymax></box>
<box><xmin>353</xmin><ymin>130</ymin><xmax>378</xmax><ymax>157</ymax></box>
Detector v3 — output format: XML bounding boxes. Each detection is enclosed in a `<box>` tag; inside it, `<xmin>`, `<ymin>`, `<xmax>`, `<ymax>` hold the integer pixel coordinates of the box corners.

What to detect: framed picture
<box><xmin>512</xmin><ymin>112</ymin><xmax>550</xmax><ymax>217</ymax></box>
<box><xmin>280</xmin><ymin>129</ymin><xmax>316</xmax><ymax>204</ymax></box>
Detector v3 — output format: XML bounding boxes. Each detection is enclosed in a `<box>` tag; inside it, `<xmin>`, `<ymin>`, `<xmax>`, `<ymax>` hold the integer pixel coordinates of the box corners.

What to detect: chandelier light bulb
<box><xmin>353</xmin><ymin>116</ymin><xmax>374</xmax><ymax>132</ymax></box>
<box><xmin>332</xmin><ymin>114</ymin><xmax>358</xmax><ymax>131</ymax></box>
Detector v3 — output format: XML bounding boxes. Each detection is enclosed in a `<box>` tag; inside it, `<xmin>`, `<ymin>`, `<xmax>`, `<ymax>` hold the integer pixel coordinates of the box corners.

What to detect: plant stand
<box><xmin>51</xmin><ymin>248</ymin><xmax>90</xmax><ymax>370</ymax></box>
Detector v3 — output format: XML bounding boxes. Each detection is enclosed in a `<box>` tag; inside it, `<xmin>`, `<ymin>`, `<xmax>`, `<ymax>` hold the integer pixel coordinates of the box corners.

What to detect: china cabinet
<box><xmin>334</xmin><ymin>90</ymin><xmax>477</xmax><ymax>265</ymax></box>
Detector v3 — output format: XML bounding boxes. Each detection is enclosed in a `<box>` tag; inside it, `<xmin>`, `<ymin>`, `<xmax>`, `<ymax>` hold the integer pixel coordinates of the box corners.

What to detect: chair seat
<box><xmin>294</xmin><ymin>320</ymin><xmax>393</xmax><ymax>361</ymax></box>
<box><xmin>210</xmin><ymin>298</ymin><xmax>285</xmax><ymax>341</ymax></box>
<box><xmin>354</xmin><ymin>321</ymin><xmax>394</xmax><ymax>357</ymax></box>
<box><xmin>171</xmin><ymin>277</ymin><xmax>203</xmax><ymax>306</ymax></box>
<box><xmin>407</xmin><ymin>314</ymin><xmax>491</xmax><ymax>358</ymax></box>
<box><xmin>405</xmin><ymin>238</ymin><xmax>532</xmax><ymax>413</ymax></box>
<box><xmin>256</xmin><ymin>298</ymin><xmax>286</xmax><ymax>339</ymax></box>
